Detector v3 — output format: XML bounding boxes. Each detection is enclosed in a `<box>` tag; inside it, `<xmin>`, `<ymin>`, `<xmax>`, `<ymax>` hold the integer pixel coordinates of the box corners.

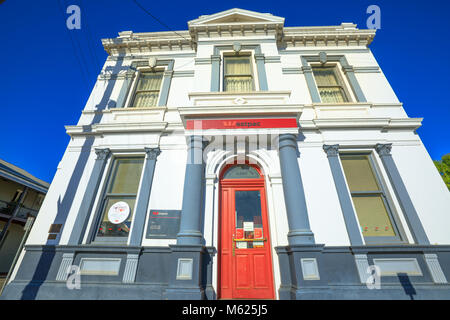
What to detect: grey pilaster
<box><xmin>301</xmin><ymin>57</ymin><xmax>321</xmax><ymax>103</ymax></box>
<box><xmin>424</xmin><ymin>253</ymin><xmax>447</xmax><ymax>284</ymax></box>
<box><xmin>375</xmin><ymin>144</ymin><xmax>429</xmax><ymax>244</ymax></box>
<box><xmin>254</xmin><ymin>53</ymin><xmax>268</xmax><ymax>91</ymax></box>
<box><xmin>323</xmin><ymin>144</ymin><xmax>364</xmax><ymax>245</ymax></box>
<box><xmin>158</xmin><ymin>70</ymin><xmax>173</xmax><ymax>106</ymax></box>
<box><xmin>278</xmin><ymin>134</ymin><xmax>315</xmax><ymax>245</ymax></box>
<box><xmin>56</xmin><ymin>253</ymin><xmax>75</xmax><ymax>281</ymax></box>
<box><xmin>210</xmin><ymin>55</ymin><xmax>221</xmax><ymax>92</ymax></box>
<box><xmin>354</xmin><ymin>254</ymin><xmax>370</xmax><ymax>283</ymax></box>
<box><xmin>176</xmin><ymin>136</ymin><xmax>206</xmax><ymax>245</ymax></box>
<box><xmin>68</xmin><ymin>148</ymin><xmax>110</xmax><ymax>245</ymax></box>
<box><xmin>122</xmin><ymin>253</ymin><xmax>140</xmax><ymax>283</ymax></box>
<box><xmin>339</xmin><ymin>56</ymin><xmax>367</xmax><ymax>102</ymax></box>
<box><xmin>128</xmin><ymin>147</ymin><xmax>161</xmax><ymax>246</ymax></box>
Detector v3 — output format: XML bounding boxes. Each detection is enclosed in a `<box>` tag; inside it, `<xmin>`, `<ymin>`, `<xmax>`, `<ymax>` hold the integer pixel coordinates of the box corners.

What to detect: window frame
<box><xmin>221</xmin><ymin>51</ymin><xmax>257</xmax><ymax>93</ymax></box>
<box><xmin>339</xmin><ymin>151</ymin><xmax>407</xmax><ymax>245</ymax></box>
<box><xmin>125</xmin><ymin>67</ymin><xmax>165</xmax><ymax>109</ymax></box>
<box><xmin>311</xmin><ymin>63</ymin><xmax>353</xmax><ymax>103</ymax></box>
<box><xmin>88</xmin><ymin>154</ymin><xmax>146</xmax><ymax>245</ymax></box>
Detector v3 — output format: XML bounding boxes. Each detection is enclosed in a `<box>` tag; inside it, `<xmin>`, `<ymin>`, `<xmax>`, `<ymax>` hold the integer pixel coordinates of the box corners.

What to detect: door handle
<box><xmin>233</xmin><ymin>238</ymin><xmax>267</xmax><ymax>242</ymax></box>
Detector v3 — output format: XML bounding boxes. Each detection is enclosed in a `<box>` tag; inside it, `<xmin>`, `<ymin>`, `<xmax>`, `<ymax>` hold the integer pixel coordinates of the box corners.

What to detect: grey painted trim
<box><xmin>300</xmin><ymin>57</ymin><xmax>321</xmax><ymax>103</ymax></box>
<box><xmin>68</xmin><ymin>148</ymin><xmax>110</xmax><ymax>245</ymax></box>
<box><xmin>372</xmin><ymin>258</ymin><xmax>423</xmax><ymax>276</ymax></box>
<box><xmin>122</xmin><ymin>254</ymin><xmax>139</xmax><ymax>283</ymax></box>
<box><xmin>210</xmin><ymin>55</ymin><xmax>221</xmax><ymax>92</ymax></box>
<box><xmin>301</xmin><ymin>54</ymin><xmax>367</xmax><ymax>103</ymax></box>
<box><xmin>172</xmin><ymin>70</ymin><xmax>195</xmax><ymax>77</ymax></box>
<box><xmin>278</xmin><ymin>134</ymin><xmax>315</xmax><ymax>245</ymax></box>
<box><xmin>282</xmin><ymin>67</ymin><xmax>303</xmax><ymax>75</ymax></box>
<box><xmin>354</xmin><ymin>254</ymin><xmax>370</xmax><ymax>283</ymax></box>
<box><xmin>424</xmin><ymin>253</ymin><xmax>448</xmax><ymax>284</ymax></box>
<box><xmin>301</xmin><ymin>258</ymin><xmax>320</xmax><ymax>280</ymax></box>
<box><xmin>56</xmin><ymin>253</ymin><xmax>74</xmax><ymax>281</ymax></box>
<box><xmin>339</xmin><ymin>55</ymin><xmax>367</xmax><ymax>102</ymax></box>
<box><xmin>254</xmin><ymin>53</ymin><xmax>268</xmax><ymax>90</ymax></box>
<box><xmin>128</xmin><ymin>148</ymin><xmax>161</xmax><ymax>246</ymax></box>
<box><xmin>323</xmin><ymin>144</ymin><xmax>364</xmax><ymax>245</ymax></box>
<box><xmin>375</xmin><ymin>144</ymin><xmax>430</xmax><ymax>244</ymax></box>
<box><xmin>353</xmin><ymin>66</ymin><xmax>381</xmax><ymax>73</ymax></box>
<box><xmin>176</xmin><ymin>136</ymin><xmax>206</xmax><ymax>245</ymax></box>
<box><xmin>158</xmin><ymin>60</ymin><xmax>174</xmax><ymax>106</ymax></box>
<box><xmin>264</xmin><ymin>56</ymin><xmax>281</xmax><ymax>63</ymax></box>
<box><xmin>210</xmin><ymin>44</ymin><xmax>268</xmax><ymax>92</ymax></box>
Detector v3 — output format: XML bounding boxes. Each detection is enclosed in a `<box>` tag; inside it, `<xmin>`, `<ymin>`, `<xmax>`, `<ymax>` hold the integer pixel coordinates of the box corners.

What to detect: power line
<box><xmin>57</xmin><ymin>0</ymin><xmax>91</xmax><ymax>90</ymax></box>
<box><xmin>79</xmin><ymin>0</ymin><xmax>101</xmax><ymax>68</ymax></box>
<box><xmin>131</xmin><ymin>0</ymin><xmax>195</xmax><ymax>44</ymax></box>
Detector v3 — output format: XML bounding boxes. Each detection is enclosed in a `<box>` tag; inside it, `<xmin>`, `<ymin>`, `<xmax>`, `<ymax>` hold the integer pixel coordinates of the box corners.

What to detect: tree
<box><xmin>434</xmin><ymin>154</ymin><xmax>450</xmax><ymax>191</ymax></box>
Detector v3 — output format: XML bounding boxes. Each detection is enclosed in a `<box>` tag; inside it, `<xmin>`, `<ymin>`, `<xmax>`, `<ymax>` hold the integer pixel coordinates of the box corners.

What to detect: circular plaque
<box><xmin>107</xmin><ymin>201</ymin><xmax>130</xmax><ymax>224</ymax></box>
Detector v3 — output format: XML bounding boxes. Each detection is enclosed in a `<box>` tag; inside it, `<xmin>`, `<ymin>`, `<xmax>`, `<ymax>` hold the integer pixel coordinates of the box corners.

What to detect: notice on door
<box><xmin>146</xmin><ymin>210</ymin><xmax>181</xmax><ymax>239</ymax></box>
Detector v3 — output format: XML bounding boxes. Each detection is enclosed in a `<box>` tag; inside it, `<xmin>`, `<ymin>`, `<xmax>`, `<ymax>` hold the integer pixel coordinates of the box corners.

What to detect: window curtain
<box><xmin>340</xmin><ymin>155</ymin><xmax>397</xmax><ymax>238</ymax></box>
<box><xmin>132</xmin><ymin>72</ymin><xmax>163</xmax><ymax>107</ymax></box>
<box><xmin>224</xmin><ymin>57</ymin><xmax>254</xmax><ymax>92</ymax></box>
<box><xmin>312</xmin><ymin>67</ymin><xmax>347</xmax><ymax>103</ymax></box>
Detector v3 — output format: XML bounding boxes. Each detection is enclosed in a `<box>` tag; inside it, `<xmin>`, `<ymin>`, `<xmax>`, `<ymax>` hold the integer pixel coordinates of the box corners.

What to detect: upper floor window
<box><xmin>312</xmin><ymin>66</ymin><xmax>349</xmax><ymax>103</ymax></box>
<box><xmin>131</xmin><ymin>71</ymin><xmax>164</xmax><ymax>108</ymax></box>
<box><xmin>223</xmin><ymin>55</ymin><xmax>255</xmax><ymax>92</ymax></box>
<box><xmin>340</xmin><ymin>153</ymin><xmax>404</xmax><ymax>244</ymax></box>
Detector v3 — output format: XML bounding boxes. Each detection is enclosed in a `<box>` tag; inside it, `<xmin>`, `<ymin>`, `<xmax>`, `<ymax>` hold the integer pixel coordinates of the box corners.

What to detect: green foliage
<box><xmin>434</xmin><ymin>154</ymin><xmax>450</xmax><ymax>191</ymax></box>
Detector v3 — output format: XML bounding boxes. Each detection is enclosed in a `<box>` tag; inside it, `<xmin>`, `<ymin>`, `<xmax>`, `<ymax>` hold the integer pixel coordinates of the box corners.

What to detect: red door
<box><xmin>218</xmin><ymin>163</ymin><xmax>275</xmax><ymax>299</ymax></box>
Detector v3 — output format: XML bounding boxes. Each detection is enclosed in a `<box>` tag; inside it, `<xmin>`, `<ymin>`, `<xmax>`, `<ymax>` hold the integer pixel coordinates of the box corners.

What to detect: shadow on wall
<box><xmin>398</xmin><ymin>273</ymin><xmax>416</xmax><ymax>300</ymax></box>
<box><xmin>19</xmin><ymin>58</ymin><xmax>126</xmax><ymax>300</ymax></box>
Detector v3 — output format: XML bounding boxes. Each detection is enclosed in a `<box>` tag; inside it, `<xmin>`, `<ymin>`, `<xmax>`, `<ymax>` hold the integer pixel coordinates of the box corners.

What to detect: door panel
<box><xmin>219</xmin><ymin>167</ymin><xmax>275</xmax><ymax>299</ymax></box>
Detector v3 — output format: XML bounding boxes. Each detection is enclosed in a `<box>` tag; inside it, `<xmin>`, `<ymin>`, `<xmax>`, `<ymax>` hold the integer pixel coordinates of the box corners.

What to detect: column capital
<box><xmin>254</xmin><ymin>53</ymin><xmax>265</xmax><ymax>61</ymax></box>
<box><xmin>375</xmin><ymin>143</ymin><xmax>392</xmax><ymax>157</ymax></box>
<box><xmin>144</xmin><ymin>147</ymin><xmax>161</xmax><ymax>160</ymax></box>
<box><xmin>323</xmin><ymin>144</ymin><xmax>339</xmax><ymax>157</ymax></box>
<box><xmin>94</xmin><ymin>148</ymin><xmax>110</xmax><ymax>161</ymax></box>
<box><xmin>210</xmin><ymin>54</ymin><xmax>221</xmax><ymax>62</ymax></box>
<box><xmin>278</xmin><ymin>133</ymin><xmax>298</xmax><ymax>150</ymax></box>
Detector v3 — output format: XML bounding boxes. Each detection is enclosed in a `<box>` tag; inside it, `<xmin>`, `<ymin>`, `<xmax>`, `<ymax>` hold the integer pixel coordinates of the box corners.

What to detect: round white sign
<box><xmin>107</xmin><ymin>201</ymin><xmax>130</xmax><ymax>224</ymax></box>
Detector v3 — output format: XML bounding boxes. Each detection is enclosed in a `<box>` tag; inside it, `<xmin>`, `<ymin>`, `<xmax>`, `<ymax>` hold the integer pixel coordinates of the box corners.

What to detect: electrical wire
<box><xmin>131</xmin><ymin>0</ymin><xmax>195</xmax><ymax>44</ymax></box>
<box><xmin>57</xmin><ymin>0</ymin><xmax>91</xmax><ymax>90</ymax></box>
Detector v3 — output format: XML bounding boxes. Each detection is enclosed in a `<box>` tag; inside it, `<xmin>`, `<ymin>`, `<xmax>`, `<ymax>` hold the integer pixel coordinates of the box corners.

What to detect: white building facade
<box><xmin>3</xmin><ymin>8</ymin><xmax>450</xmax><ymax>300</ymax></box>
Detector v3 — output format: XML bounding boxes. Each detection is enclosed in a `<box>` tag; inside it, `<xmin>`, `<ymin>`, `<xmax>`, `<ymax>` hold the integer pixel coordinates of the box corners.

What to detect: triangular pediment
<box><xmin>188</xmin><ymin>8</ymin><xmax>284</xmax><ymax>26</ymax></box>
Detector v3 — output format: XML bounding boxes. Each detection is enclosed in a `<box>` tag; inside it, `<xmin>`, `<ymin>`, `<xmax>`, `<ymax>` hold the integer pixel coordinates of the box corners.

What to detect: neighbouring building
<box><xmin>0</xmin><ymin>159</ymin><xmax>49</xmax><ymax>291</ymax></box>
<box><xmin>2</xmin><ymin>8</ymin><xmax>450</xmax><ymax>300</ymax></box>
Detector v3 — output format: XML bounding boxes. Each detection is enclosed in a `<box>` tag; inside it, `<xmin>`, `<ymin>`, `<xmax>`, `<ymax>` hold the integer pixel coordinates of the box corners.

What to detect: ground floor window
<box><xmin>93</xmin><ymin>157</ymin><xmax>144</xmax><ymax>243</ymax></box>
<box><xmin>340</xmin><ymin>153</ymin><xmax>403</xmax><ymax>244</ymax></box>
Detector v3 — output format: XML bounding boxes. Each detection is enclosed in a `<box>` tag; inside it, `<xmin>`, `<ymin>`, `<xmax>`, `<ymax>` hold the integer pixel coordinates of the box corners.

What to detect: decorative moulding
<box><xmin>188</xmin><ymin>91</ymin><xmax>292</xmax><ymax>107</ymax></box>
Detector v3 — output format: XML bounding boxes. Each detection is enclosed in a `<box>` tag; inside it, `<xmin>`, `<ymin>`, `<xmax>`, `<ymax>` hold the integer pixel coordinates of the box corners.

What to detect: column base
<box><xmin>287</xmin><ymin>230</ymin><xmax>315</xmax><ymax>245</ymax></box>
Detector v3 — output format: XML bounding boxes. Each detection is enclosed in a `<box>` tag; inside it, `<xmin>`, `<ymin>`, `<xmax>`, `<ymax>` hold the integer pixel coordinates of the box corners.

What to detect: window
<box><xmin>93</xmin><ymin>157</ymin><xmax>144</xmax><ymax>243</ymax></box>
<box><xmin>340</xmin><ymin>154</ymin><xmax>403</xmax><ymax>244</ymax></box>
<box><xmin>223</xmin><ymin>165</ymin><xmax>260</xmax><ymax>179</ymax></box>
<box><xmin>312</xmin><ymin>66</ymin><xmax>348</xmax><ymax>103</ymax></box>
<box><xmin>131</xmin><ymin>71</ymin><xmax>163</xmax><ymax>108</ymax></box>
<box><xmin>223</xmin><ymin>55</ymin><xmax>254</xmax><ymax>92</ymax></box>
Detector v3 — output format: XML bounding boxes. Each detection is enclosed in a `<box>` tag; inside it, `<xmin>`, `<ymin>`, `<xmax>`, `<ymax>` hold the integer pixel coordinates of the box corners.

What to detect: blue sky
<box><xmin>0</xmin><ymin>0</ymin><xmax>449</xmax><ymax>183</ymax></box>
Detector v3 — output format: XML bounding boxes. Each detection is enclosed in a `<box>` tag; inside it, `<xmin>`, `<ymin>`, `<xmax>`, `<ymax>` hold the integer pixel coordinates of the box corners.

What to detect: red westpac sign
<box><xmin>186</xmin><ymin>118</ymin><xmax>298</xmax><ymax>130</ymax></box>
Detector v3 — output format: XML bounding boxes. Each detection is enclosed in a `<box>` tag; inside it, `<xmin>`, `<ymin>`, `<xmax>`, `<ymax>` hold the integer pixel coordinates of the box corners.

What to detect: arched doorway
<box><xmin>218</xmin><ymin>162</ymin><xmax>275</xmax><ymax>299</ymax></box>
